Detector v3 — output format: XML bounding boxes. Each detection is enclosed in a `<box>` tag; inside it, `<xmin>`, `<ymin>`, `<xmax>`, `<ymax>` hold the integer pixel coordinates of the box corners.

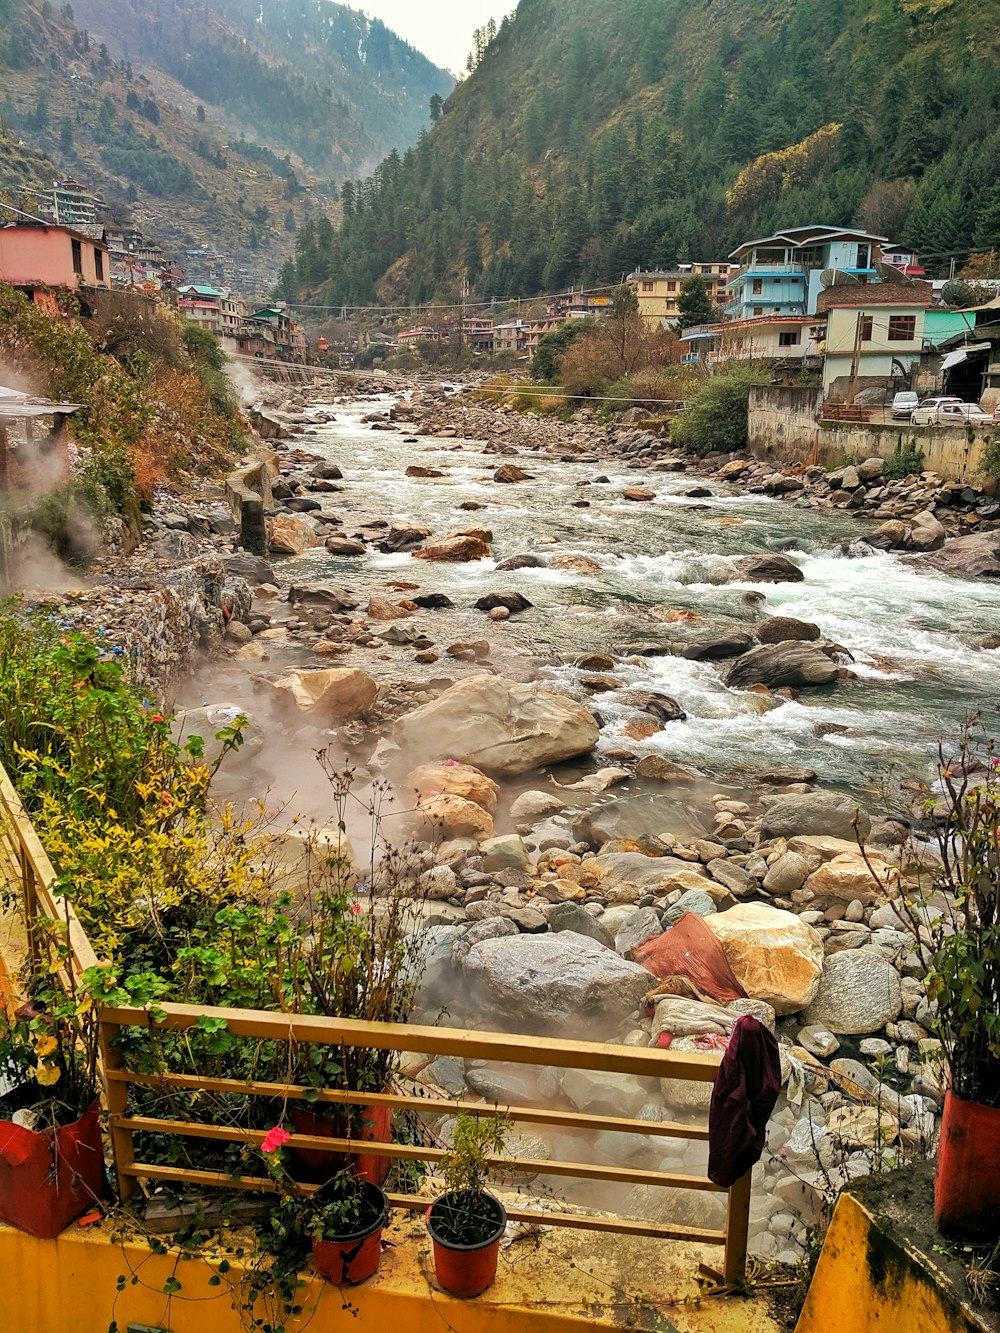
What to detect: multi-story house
<box><xmin>818</xmin><ymin>280</ymin><xmax>941</xmax><ymax>399</ymax></box>
<box><xmin>462</xmin><ymin>318</ymin><xmax>495</xmax><ymax>353</ymax></box>
<box><xmin>628</xmin><ymin>263</ymin><xmax>733</xmax><ymax>328</ymax></box>
<box><xmin>724</xmin><ymin>225</ymin><xmax>886</xmax><ymax>321</ymax></box>
<box><xmin>494</xmin><ymin>320</ymin><xmax>528</xmax><ymax>355</ymax></box>
<box><xmin>177</xmin><ymin>284</ymin><xmax>226</xmax><ymax>335</ymax></box>
<box><xmin>0</xmin><ymin>222</ymin><xmax>110</xmax><ymax>309</ymax></box>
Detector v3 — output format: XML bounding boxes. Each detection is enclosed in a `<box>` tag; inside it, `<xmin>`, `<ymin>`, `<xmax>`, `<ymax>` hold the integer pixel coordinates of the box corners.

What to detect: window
<box><xmin>752</xmin><ymin>278</ymin><xmax>763</xmax><ymax>295</ymax></box>
<box><xmin>778</xmin><ymin>330</ymin><xmax>801</xmax><ymax>347</ymax></box>
<box><xmin>857</xmin><ymin>244</ymin><xmax>870</xmax><ymax>268</ymax></box>
<box><xmin>887</xmin><ymin>315</ymin><xmax>916</xmax><ymax>341</ymax></box>
<box><xmin>753</xmin><ymin>307</ymin><xmax>763</xmax><ymax>316</ymax></box>
<box><xmin>94</xmin><ymin>248</ymin><xmax>104</xmax><ymax>281</ymax></box>
<box><xmin>71</xmin><ymin>238</ymin><xmax>82</xmax><ymax>275</ymax></box>
<box><xmin>667</xmin><ymin>280</ymin><xmax>676</xmax><ymax>292</ymax></box>
<box><xmin>642</xmin><ymin>281</ymin><xmax>653</xmax><ymax>292</ymax></box>
<box><xmin>859</xmin><ymin>315</ymin><xmax>873</xmax><ymax>341</ymax></box>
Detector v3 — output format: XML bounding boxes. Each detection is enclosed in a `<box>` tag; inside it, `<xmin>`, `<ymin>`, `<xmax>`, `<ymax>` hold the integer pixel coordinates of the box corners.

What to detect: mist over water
<box><xmin>279</xmin><ymin>393</ymin><xmax>1000</xmax><ymax>788</ymax></box>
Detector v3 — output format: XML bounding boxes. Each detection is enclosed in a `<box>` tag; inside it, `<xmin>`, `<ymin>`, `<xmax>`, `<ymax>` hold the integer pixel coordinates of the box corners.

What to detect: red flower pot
<box><xmin>0</xmin><ymin>1100</ymin><xmax>105</xmax><ymax>1239</ymax></box>
<box><xmin>426</xmin><ymin>1191</ymin><xmax>506</xmax><ymax>1298</ymax></box>
<box><xmin>312</xmin><ymin>1179</ymin><xmax>387</xmax><ymax>1285</ymax></box>
<box><xmin>934</xmin><ymin>1089</ymin><xmax>1000</xmax><ymax>1236</ymax></box>
<box><xmin>290</xmin><ymin>1102</ymin><xmax>391</xmax><ymax>1185</ymax></box>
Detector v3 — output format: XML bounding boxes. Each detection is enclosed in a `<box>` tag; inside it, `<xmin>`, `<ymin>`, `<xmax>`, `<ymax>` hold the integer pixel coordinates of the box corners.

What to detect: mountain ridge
<box><xmin>281</xmin><ymin>0</ymin><xmax>1000</xmax><ymax>307</ymax></box>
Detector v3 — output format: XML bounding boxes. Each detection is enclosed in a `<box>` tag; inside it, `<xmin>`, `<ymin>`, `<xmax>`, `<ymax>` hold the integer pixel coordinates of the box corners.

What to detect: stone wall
<box><xmin>748</xmin><ymin>385</ymin><xmax>991</xmax><ymax>482</ymax></box>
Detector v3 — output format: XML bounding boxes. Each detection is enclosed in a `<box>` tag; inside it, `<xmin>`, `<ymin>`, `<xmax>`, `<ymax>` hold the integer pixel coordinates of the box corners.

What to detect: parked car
<box><xmin>891</xmin><ymin>391</ymin><xmax>919</xmax><ymax>420</ymax></box>
<box><xmin>911</xmin><ymin>401</ymin><xmax>993</xmax><ymax>427</ymax></box>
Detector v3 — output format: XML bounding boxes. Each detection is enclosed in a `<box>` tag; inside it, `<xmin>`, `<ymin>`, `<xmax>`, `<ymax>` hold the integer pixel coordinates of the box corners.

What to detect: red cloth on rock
<box><xmin>707</xmin><ymin>1015</ymin><xmax>782</xmax><ymax>1189</ymax></box>
<box><xmin>633</xmin><ymin>911</ymin><xmax>747</xmax><ymax>1004</ymax></box>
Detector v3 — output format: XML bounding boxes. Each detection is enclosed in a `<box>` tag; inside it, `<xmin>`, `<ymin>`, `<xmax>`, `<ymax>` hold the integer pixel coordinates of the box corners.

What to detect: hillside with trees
<box><xmin>281</xmin><ymin>0</ymin><xmax>1000</xmax><ymax>307</ymax></box>
<box><xmin>0</xmin><ymin>0</ymin><xmax>452</xmax><ymax>278</ymax></box>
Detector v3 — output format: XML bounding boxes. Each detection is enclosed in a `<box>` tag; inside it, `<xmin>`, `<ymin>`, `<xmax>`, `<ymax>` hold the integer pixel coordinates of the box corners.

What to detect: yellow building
<box><xmin>627</xmin><ymin>263</ymin><xmax>733</xmax><ymax>328</ymax></box>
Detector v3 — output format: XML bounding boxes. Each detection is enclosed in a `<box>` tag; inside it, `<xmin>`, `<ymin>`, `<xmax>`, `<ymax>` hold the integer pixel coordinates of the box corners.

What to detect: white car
<box><xmin>890</xmin><ymin>391</ymin><xmax>918</xmax><ymax>420</ymax></box>
<box><xmin>911</xmin><ymin>400</ymin><xmax>993</xmax><ymax>427</ymax></box>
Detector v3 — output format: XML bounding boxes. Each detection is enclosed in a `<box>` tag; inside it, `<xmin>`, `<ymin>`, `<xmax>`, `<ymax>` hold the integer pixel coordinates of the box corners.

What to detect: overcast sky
<box><xmin>362</xmin><ymin>2</ymin><xmax>511</xmax><ymax>74</ymax></box>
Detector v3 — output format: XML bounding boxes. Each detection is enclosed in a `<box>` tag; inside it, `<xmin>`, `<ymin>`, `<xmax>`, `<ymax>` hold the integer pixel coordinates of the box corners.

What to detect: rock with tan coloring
<box><xmin>418</xmin><ymin>794</ymin><xmax>494</xmax><ymax>841</ymax></box>
<box><xmin>267</xmin><ymin>514</ymin><xmax>321</xmax><ymax>555</ymax></box>
<box><xmin>801</xmin><ymin>851</ymin><xmax>898</xmax><ymax>906</ymax></box>
<box><xmin>272</xmin><ymin>667</ymin><xmax>378</xmax><ymax>720</ymax></box>
<box><xmin>412</xmin><ymin>535</ymin><xmax>490</xmax><ymax>562</ymax></box>
<box><xmin>367</xmin><ymin>595</ymin><xmax>414</xmax><ymax>620</ymax></box>
<box><xmin>704</xmin><ymin>902</ymin><xmax>824</xmax><ymax>1016</ymax></box>
<box><xmin>408</xmin><ymin>761</ymin><xmax>500</xmax><ymax>814</ymax></box>
<box><xmin>396</xmin><ymin>674</ymin><xmax>599</xmax><ymax>775</ymax></box>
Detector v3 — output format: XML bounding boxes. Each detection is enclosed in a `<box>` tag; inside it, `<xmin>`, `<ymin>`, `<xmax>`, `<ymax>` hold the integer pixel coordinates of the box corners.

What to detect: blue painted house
<box><xmin>725</xmin><ymin>224</ymin><xmax>887</xmax><ymax>321</ymax></box>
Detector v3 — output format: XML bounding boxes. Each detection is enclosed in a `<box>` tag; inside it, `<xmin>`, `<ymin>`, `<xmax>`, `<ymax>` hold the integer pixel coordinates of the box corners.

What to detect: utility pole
<box><xmin>846</xmin><ymin>310</ymin><xmax>866</xmax><ymax>406</ymax></box>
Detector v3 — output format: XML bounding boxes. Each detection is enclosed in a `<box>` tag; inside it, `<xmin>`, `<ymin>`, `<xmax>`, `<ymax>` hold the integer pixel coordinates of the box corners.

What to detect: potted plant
<box><xmin>257</xmin><ymin>1126</ymin><xmax>388</xmax><ymax>1290</ymax></box>
<box><xmin>309</xmin><ymin>1169</ymin><xmax>389</xmax><ymax>1285</ymax></box>
<box><xmin>889</xmin><ymin>738</ymin><xmax>1000</xmax><ymax>1236</ymax></box>
<box><xmin>0</xmin><ymin>971</ymin><xmax>104</xmax><ymax>1239</ymax></box>
<box><xmin>426</xmin><ymin>1113</ymin><xmax>510</xmax><ymax>1298</ymax></box>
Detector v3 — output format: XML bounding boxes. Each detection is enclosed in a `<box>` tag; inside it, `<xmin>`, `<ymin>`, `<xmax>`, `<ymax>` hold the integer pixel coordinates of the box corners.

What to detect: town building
<box><xmin>235</xmin><ymin>306</ymin><xmax>306</xmax><ymax>361</ymax></box>
<box><xmin>461</xmin><ymin>318</ymin><xmax>495</xmax><ymax>353</ymax></box>
<box><xmin>818</xmin><ymin>280</ymin><xmax>936</xmax><ymax>399</ymax></box>
<box><xmin>0</xmin><ymin>222</ymin><xmax>110</xmax><ymax>308</ymax></box>
<box><xmin>880</xmin><ymin>245</ymin><xmax>925</xmax><ymax>278</ymax></box>
<box><xmin>690</xmin><ymin>314</ymin><xmax>823</xmax><ymax>371</ymax></box>
<box><xmin>627</xmin><ymin>263</ymin><xmax>733</xmax><ymax>328</ymax></box>
<box><xmin>177</xmin><ymin>284</ymin><xmax>226</xmax><ymax>335</ymax></box>
<box><xmin>21</xmin><ymin>178</ymin><xmax>108</xmax><ymax>230</ymax></box>
<box><xmin>493</xmin><ymin>319</ymin><xmax>528</xmax><ymax>355</ymax></box>
<box><xmin>724</xmin><ymin>225</ymin><xmax>886</xmax><ymax>321</ymax></box>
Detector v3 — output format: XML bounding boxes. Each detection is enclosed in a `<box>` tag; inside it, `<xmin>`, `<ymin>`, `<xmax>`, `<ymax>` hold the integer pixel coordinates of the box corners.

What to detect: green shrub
<box><xmin>983</xmin><ymin>430</ymin><xmax>1000</xmax><ymax>482</ymax></box>
<box><xmin>530</xmin><ymin>318</ymin><xmax>593</xmax><ymax>381</ymax></box>
<box><xmin>882</xmin><ymin>438</ymin><xmax>925</xmax><ymax>480</ymax></box>
<box><xmin>670</xmin><ymin>369</ymin><xmax>768</xmax><ymax>456</ymax></box>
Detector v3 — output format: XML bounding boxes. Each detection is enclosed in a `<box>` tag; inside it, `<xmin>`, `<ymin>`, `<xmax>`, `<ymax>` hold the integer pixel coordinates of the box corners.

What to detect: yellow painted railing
<box><xmin>0</xmin><ymin>760</ymin><xmax>750</xmax><ymax>1286</ymax></box>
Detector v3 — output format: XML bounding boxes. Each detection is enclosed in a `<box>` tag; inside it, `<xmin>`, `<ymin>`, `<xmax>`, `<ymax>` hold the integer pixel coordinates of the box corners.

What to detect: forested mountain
<box><xmin>68</xmin><ymin>0</ymin><xmax>454</xmax><ymax>176</ymax></box>
<box><xmin>283</xmin><ymin>0</ymin><xmax>1000</xmax><ymax>307</ymax></box>
<box><xmin>0</xmin><ymin>0</ymin><xmax>452</xmax><ymax>276</ymax></box>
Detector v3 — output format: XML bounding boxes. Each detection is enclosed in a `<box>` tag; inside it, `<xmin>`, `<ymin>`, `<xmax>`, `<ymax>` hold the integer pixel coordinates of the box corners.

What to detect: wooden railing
<box><xmin>0</xmin><ymin>761</ymin><xmax>751</xmax><ymax>1286</ymax></box>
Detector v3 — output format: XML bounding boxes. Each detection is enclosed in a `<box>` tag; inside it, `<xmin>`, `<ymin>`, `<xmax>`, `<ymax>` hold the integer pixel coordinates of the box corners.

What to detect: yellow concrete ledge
<box><xmin>0</xmin><ymin>1207</ymin><xmax>784</xmax><ymax>1333</ymax></box>
<box><xmin>796</xmin><ymin>1183</ymin><xmax>996</xmax><ymax>1333</ymax></box>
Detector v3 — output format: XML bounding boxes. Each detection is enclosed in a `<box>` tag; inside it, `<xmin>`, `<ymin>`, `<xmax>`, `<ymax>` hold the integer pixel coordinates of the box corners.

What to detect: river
<box><xmin>266</xmin><ymin>390</ymin><xmax>1000</xmax><ymax>793</ymax></box>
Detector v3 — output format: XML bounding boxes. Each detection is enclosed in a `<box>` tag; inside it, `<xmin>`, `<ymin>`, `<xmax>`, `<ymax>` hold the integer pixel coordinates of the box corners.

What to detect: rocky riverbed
<box><xmin>30</xmin><ymin>370</ymin><xmax>1000</xmax><ymax>1267</ymax></box>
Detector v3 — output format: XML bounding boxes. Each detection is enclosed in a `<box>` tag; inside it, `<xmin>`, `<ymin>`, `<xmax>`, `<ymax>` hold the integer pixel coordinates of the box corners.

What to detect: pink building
<box><xmin>0</xmin><ymin>223</ymin><xmax>110</xmax><ymax>305</ymax></box>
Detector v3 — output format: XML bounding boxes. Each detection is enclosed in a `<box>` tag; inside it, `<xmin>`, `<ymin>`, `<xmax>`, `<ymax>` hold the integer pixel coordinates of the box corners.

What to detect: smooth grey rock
<box><xmin>803</xmin><ymin>950</ymin><xmax>903</xmax><ymax>1034</ymax></box>
<box><xmin>722</xmin><ymin>642</ymin><xmax>839</xmax><ymax>689</ymax></box>
<box><xmin>549</xmin><ymin>902</ymin><xmax>616</xmax><ymax>949</ymax></box>
<box><xmin>661</xmin><ymin>888</ymin><xmax>717</xmax><ymax>925</ymax></box>
<box><xmin>562</xmin><ymin>1068</ymin><xmax>653</xmax><ymax>1118</ymax></box>
<box><xmin>763</xmin><ymin>852</ymin><xmax>813</xmax><ymax>894</ymax></box>
<box><xmin>463</xmin><ymin>932</ymin><xmax>651</xmax><ymax>1035</ymax></box>
<box><xmin>615</xmin><ymin>907</ymin><xmax>663</xmax><ymax>956</ymax></box>
<box><xmin>761</xmin><ymin>793</ymin><xmax>872</xmax><ymax>842</ymax></box>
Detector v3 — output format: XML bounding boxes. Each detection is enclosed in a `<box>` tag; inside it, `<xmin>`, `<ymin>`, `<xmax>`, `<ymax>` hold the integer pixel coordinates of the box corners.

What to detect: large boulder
<box><xmin>756</xmin><ymin>615</ymin><xmax>821</xmax><ymax>644</ymax></box>
<box><xmin>736</xmin><ymin>554</ymin><xmax>805</xmax><ymax>583</ymax></box>
<box><xmin>801</xmin><ymin>851</ymin><xmax>898</xmax><ymax>906</ymax></box>
<box><xmin>703</xmin><ymin>902</ymin><xmax>825</xmax><ymax>1015</ymax></box>
<box><xmin>418</xmin><ymin>794</ymin><xmax>494</xmax><ymax>841</ymax></box>
<box><xmin>802</xmin><ymin>950</ymin><xmax>903</xmax><ymax>1034</ymax></box>
<box><xmin>911</xmin><ymin>531</ymin><xmax>1000</xmax><ymax>579</ymax></box>
<box><xmin>272</xmin><ymin>667</ymin><xmax>378</xmax><ymax>720</ymax></box>
<box><xmin>761</xmin><ymin>793</ymin><xmax>871</xmax><ymax>842</ymax></box>
<box><xmin>413</xmin><ymin>535</ymin><xmax>491</xmax><ymax>561</ymax></box>
<box><xmin>267</xmin><ymin>515</ymin><xmax>321</xmax><ymax>555</ymax></box>
<box><xmin>408</xmin><ymin>762</ymin><xmax>499</xmax><ymax>814</ymax></box>
<box><xmin>396</xmin><ymin>674</ymin><xmax>599</xmax><ymax>775</ymax></box>
<box><xmin>462</xmin><ymin>932</ymin><xmax>651</xmax><ymax>1035</ymax></box>
<box><xmin>721</xmin><ymin>643</ymin><xmax>839</xmax><ymax>689</ymax></box>
<box><xmin>288</xmin><ymin>582</ymin><xmax>359</xmax><ymax>611</ymax></box>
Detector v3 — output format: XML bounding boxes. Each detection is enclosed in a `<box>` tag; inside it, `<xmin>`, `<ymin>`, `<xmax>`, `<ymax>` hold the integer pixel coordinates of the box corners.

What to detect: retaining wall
<box><xmin>748</xmin><ymin>386</ymin><xmax>991</xmax><ymax>483</ymax></box>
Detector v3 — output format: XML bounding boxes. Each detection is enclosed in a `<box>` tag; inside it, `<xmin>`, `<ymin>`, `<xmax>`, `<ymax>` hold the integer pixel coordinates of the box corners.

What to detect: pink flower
<box><xmin>260</xmin><ymin>1126</ymin><xmax>291</xmax><ymax>1154</ymax></box>
<box><xmin>151</xmin><ymin>713</ymin><xmax>164</xmax><ymax>723</ymax></box>
<box><xmin>351</xmin><ymin>901</ymin><xmax>362</xmax><ymax>915</ymax></box>
<box><xmin>442</xmin><ymin>759</ymin><xmax>460</xmax><ymax>767</ymax></box>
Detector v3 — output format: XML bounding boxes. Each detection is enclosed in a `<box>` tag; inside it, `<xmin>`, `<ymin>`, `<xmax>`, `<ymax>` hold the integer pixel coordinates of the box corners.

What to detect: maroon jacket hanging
<box><xmin>707</xmin><ymin>1015</ymin><xmax>782</xmax><ymax>1189</ymax></box>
